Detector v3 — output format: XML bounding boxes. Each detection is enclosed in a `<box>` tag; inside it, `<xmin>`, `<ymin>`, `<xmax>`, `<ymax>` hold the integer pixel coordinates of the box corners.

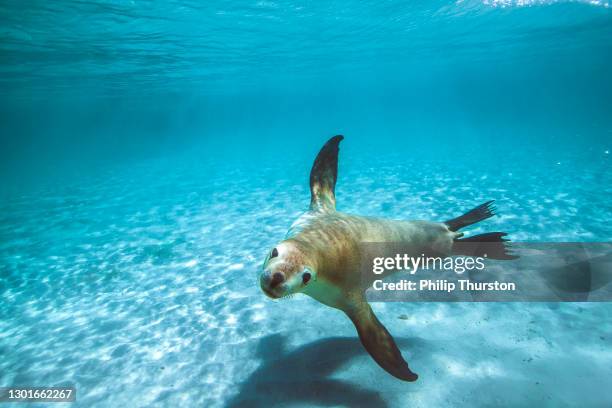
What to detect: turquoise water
<box><xmin>1</xmin><ymin>1</ymin><xmax>611</xmax><ymax>407</ymax></box>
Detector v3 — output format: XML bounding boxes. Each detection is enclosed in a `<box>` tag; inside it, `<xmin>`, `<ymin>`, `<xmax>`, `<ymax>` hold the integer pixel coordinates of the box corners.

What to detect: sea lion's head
<box><xmin>260</xmin><ymin>240</ymin><xmax>316</xmax><ymax>299</ymax></box>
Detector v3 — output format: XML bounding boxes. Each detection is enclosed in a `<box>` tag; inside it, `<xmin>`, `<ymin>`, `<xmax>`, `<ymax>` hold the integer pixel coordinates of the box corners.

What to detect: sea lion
<box><xmin>259</xmin><ymin>135</ymin><xmax>515</xmax><ymax>381</ymax></box>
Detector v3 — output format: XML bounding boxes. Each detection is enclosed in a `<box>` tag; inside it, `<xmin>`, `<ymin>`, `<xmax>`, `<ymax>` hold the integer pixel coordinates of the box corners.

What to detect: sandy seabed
<box><xmin>1</xmin><ymin>151</ymin><xmax>611</xmax><ymax>407</ymax></box>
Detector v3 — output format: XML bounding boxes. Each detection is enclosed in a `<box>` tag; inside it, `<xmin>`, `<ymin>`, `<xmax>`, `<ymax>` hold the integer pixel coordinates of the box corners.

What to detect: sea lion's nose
<box><xmin>270</xmin><ymin>272</ymin><xmax>285</xmax><ymax>288</ymax></box>
<box><xmin>260</xmin><ymin>271</ymin><xmax>285</xmax><ymax>288</ymax></box>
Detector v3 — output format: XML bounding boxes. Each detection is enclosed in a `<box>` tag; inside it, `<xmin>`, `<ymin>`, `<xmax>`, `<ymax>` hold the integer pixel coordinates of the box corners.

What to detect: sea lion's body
<box><xmin>289</xmin><ymin>212</ymin><xmax>457</xmax><ymax>307</ymax></box>
<box><xmin>260</xmin><ymin>135</ymin><xmax>515</xmax><ymax>382</ymax></box>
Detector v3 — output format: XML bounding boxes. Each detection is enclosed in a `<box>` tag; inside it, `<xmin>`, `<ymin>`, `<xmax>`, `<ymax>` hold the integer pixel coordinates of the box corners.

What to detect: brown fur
<box><xmin>260</xmin><ymin>136</ymin><xmax>480</xmax><ymax>382</ymax></box>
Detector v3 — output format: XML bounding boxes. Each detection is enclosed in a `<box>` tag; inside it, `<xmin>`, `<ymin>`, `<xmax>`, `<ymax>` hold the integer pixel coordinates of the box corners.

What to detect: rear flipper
<box><xmin>346</xmin><ymin>302</ymin><xmax>418</xmax><ymax>382</ymax></box>
<box><xmin>453</xmin><ymin>232</ymin><xmax>518</xmax><ymax>260</ymax></box>
<box><xmin>445</xmin><ymin>200</ymin><xmax>496</xmax><ymax>232</ymax></box>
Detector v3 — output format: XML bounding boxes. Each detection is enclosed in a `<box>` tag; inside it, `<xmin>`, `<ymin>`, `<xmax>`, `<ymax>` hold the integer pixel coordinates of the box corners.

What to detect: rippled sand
<box><xmin>1</xmin><ymin>150</ymin><xmax>610</xmax><ymax>407</ymax></box>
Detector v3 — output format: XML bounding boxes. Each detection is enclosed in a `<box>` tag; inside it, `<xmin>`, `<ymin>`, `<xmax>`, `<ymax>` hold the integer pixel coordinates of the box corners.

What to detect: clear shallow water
<box><xmin>1</xmin><ymin>150</ymin><xmax>611</xmax><ymax>406</ymax></box>
<box><xmin>1</xmin><ymin>0</ymin><xmax>611</xmax><ymax>98</ymax></box>
<box><xmin>1</xmin><ymin>0</ymin><xmax>612</xmax><ymax>407</ymax></box>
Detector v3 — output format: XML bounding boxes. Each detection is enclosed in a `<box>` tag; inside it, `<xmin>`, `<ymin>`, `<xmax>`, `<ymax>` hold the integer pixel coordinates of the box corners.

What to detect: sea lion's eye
<box><xmin>302</xmin><ymin>272</ymin><xmax>311</xmax><ymax>285</ymax></box>
<box><xmin>270</xmin><ymin>248</ymin><xmax>279</xmax><ymax>259</ymax></box>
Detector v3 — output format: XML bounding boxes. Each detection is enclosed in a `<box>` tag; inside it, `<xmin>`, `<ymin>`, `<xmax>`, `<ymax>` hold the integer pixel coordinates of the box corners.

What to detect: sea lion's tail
<box><xmin>446</xmin><ymin>201</ymin><xmax>518</xmax><ymax>260</ymax></box>
<box><xmin>453</xmin><ymin>232</ymin><xmax>518</xmax><ymax>260</ymax></box>
<box><xmin>444</xmin><ymin>200</ymin><xmax>496</xmax><ymax>232</ymax></box>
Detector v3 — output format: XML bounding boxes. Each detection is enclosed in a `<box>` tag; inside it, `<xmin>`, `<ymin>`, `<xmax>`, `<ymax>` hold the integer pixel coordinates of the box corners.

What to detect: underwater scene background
<box><xmin>1</xmin><ymin>0</ymin><xmax>611</xmax><ymax>407</ymax></box>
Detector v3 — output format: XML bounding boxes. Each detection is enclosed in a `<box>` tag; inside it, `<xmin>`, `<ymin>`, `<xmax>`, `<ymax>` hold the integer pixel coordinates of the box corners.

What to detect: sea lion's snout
<box><xmin>270</xmin><ymin>272</ymin><xmax>285</xmax><ymax>287</ymax></box>
<box><xmin>261</xmin><ymin>241</ymin><xmax>313</xmax><ymax>299</ymax></box>
<box><xmin>260</xmin><ymin>270</ymin><xmax>285</xmax><ymax>299</ymax></box>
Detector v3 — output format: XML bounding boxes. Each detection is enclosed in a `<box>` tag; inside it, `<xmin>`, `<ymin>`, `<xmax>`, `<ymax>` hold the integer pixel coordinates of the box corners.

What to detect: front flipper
<box><xmin>309</xmin><ymin>135</ymin><xmax>343</xmax><ymax>212</ymax></box>
<box><xmin>346</xmin><ymin>302</ymin><xmax>418</xmax><ymax>382</ymax></box>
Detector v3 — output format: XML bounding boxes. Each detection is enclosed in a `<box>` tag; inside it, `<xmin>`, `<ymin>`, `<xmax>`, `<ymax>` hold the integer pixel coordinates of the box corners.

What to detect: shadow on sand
<box><xmin>226</xmin><ymin>334</ymin><xmax>422</xmax><ymax>408</ymax></box>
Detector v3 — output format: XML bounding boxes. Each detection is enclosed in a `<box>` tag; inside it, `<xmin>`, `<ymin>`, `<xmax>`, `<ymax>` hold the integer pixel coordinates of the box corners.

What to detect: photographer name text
<box><xmin>372</xmin><ymin>278</ymin><xmax>516</xmax><ymax>292</ymax></box>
